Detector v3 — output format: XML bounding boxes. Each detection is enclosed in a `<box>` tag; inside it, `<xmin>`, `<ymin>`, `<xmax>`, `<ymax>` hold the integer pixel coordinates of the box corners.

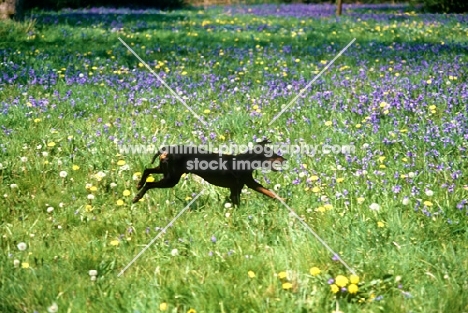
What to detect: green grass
<box><xmin>1</xmin><ymin>5</ymin><xmax>468</xmax><ymax>313</ymax></box>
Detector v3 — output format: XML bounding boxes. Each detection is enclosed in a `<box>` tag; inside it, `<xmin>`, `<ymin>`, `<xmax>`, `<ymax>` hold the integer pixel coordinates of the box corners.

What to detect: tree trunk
<box><xmin>336</xmin><ymin>0</ymin><xmax>343</xmax><ymax>16</ymax></box>
<box><xmin>0</xmin><ymin>0</ymin><xmax>24</xmax><ymax>20</ymax></box>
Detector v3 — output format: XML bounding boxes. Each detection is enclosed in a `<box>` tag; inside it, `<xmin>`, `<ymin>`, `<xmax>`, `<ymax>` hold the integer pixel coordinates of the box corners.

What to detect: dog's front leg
<box><xmin>137</xmin><ymin>166</ymin><xmax>164</xmax><ymax>190</ymax></box>
<box><xmin>133</xmin><ymin>175</ymin><xmax>181</xmax><ymax>203</ymax></box>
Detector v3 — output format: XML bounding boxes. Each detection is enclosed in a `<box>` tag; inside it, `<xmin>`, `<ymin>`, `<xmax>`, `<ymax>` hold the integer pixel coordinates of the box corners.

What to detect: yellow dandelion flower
<box><xmin>348</xmin><ymin>283</ymin><xmax>359</xmax><ymax>294</ymax></box>
<box><xmin>330</xmin><ymin>284</ymin><xmax>339</xmax><ymax>294</ymax></box>
<box><xmin>47</xmin><ymin>142</ymin><xmax>56</xmax><ymax>147</ymax></box>
<box><xmin>22</xmin><ymin>262</ymin><xmax>30</xmax><ymax>269</ymax></box>
<box><xmin>123</xmin><ymin>190</ymin><xmax>131</xmax><ymax>197</ymax></box>
<box><xmin>325</xmin><ymin>120</ymin><xmax>332</xmax><ymax>126</ymax></box>
<box><xmin>336</xmin><ymin>177</ymin><xmax>344</xmax><ymax>183</ymax></box>
<box><xmin>309</xmin><ymin>267</ymin><xmax>321</xmax><ymax>276</ymax></box>
<box><xmin>90</xmin><ymin>186</ymin><xmax>98</xmax><ymax>192</ymax></box>
<box><xmin>248</xmin><ymin>270</ymin><xmax>256</xmax><ymax>278</ymax></box>
<box><xmin>310</xmin><ymin>175</ymin><xmax>319</xmax><ymax>181</ymax></box>
<box><xmin>335</xmin><ymin>275</ymin><xmax>349</xmax><ymax>287</ymax></box>
<box><xmin>203</xmin><ymin>109</ymin><xmax>211</xmax><ymax>114</ymax></box>
<box><xmin>423</xmin><ymin>201</ymin><xmax>433</xmax><ymax>207</ymax></box>
<box><xmin>181</xmin><ymin>71</ymin><xmax>187</xmax><ymax>75</ymax></box>
<box><xmin>379</xmin><ymin>164</ymin><xmax>386</xmax><ymax>169</ymax></box>
<box><xmin>117</xmin><ymin>160</ymin><xmax>126</xmax><ymax>166</ymax></box>
<box><xmin>378</xmin><ymin>156</ymin><xmax>386</xmax><ymax>163</ymax></box>
<box><xmin>278</xmin><ymin>271</ymin><xmax>287</xmax><ymax>279</ymax></box>
<box><xmin>316</xmin><ymin>206</ymin><xmax>326</xmax><ymax>213</ymax></box>
<box><xmin>85</xmin><ymin>205</ymin><xmax>93</xmax><ymax>212</ymax></box>
<box><xmin>146</xmin><ymin>176</ymin><xmax>155</xmax><ymax>183</ymax></box>
<box><xmin>402</xmin><ymin>157</ymin><xmax>408</xmax><ymax>162</ymax></box>
<box><xmin>72</xmin><ymin>165</ymin><xmax>80</xmax><ymax>171</ymax></box>
<box><xmin>187</xmin><ymin>309</ymin><xmax>196</xmax><ymax>313</ymax></box>
<box><xmin>429</xmin><ymin>105</ymin><xmax>436</xmax><ymax>111</ymax></box>
<box><xmin>34</xmin><ymin>118</ymin><xmax>41</xmax><ymax>123</ymax></box>
<box><xmin>159</xmin><ymin>302</ymin><xmax>168</xmax><ymax>311</ymax></box>
<box><xmin>426</xmin><ymin>79</ymin><xmax>432</xmax><ymax>84</ymax></box>
<box><xmin>116</xmin><ymin>199</ymin><xmax>124</xmax><ymax>206</ymax></box>
<box><xmin>355</xmin><ymin>124</ymin><xmax>362</xmax><ymax>129</ymax></box>
<box><xmin>312</xmin><ymin>186</ymin><xmax>321</xmax><ymax>193</ymax></box>
<box><xmin>282</xmin><ymin>282</ymin><xmax>293</xmax><ymax>290</ymax></box>
<box><xmin>110</xmin><ymin>240</ymin><xmax>119</xmax><ymax>246</ymax></box>
<box><xmin>379</xmin><ymin>101</ymin><xmax>388</xmax><ymax>108</ymax></box>
<box><xmin>219</xmin><ymin>135</ymin><xmax>225</xmax><ymax>141</ymax></box>
<box><xmin>324</xmin><ymin>204</ymin><xmax>333</xmax><ymax>210</ymax></box>
<box><xmin>349</xmin><ymin>274</ymin><xmax>360</xmax><ymax>284</ymax></box>
<box><xmin>377</xmin><ymin>221</ymin><xmax>385</xmax><ymax>228</ymax></box>
<box><xmin>357</xmin><ymin>197</ymin><xmax>365</xmax><ymax>204</ymax></box>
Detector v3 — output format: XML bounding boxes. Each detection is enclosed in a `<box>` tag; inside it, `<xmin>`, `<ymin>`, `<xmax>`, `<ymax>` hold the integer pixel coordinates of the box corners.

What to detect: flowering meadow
<box><xmin>1</xmin><ymin>3</ymin><xmax>467</xmax><ymax>312</ymax></box>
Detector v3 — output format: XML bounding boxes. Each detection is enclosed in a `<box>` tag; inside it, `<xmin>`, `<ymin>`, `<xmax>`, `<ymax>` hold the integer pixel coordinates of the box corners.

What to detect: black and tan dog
<box><xmin>133</xmin><ymin>140</ymin><xmax>286</xmax><ymax>205</ymax></box>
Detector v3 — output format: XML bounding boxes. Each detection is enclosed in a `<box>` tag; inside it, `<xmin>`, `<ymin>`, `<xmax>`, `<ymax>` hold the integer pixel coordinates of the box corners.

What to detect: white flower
<box><xmin>87</xmin><ymin>194</ymin><xmax>95</xmax><ymax>200</ymax></box>
<box><xmin>224</xmin><ymin>203</ymin><xmax>232</xmax><ymax>209</ymax></box>
<box><xmin>57</xmin><ymin>159</ymin><xmax>62</xmax><ymax>166</ymax></box>
<box><xmin>47</xmin><ymin>302</ymin><xmax>58</xmax><ymax>313</ymax></box>
<box><xmin>320</xmin><ymin>195</ymin><xmax>329</xmax><ymax>202</ymax></box>
<box><xmin>0</xmin><ymin>163</ymin><xmax>4</xmax><ymax>170</ymax></box>
<box><xmin>79</xmin><ymin>73</ymin><xmax>84</xmax><ymax>78</ymax></box>
<box><xmin>42</xmin><ymin>151</ymin><xmax>49</xmax><ymax>157</ymax></box>
<box><xmin>17</xmin><ymin>242</ymin><xmax>27</xmax><ymax>251</ymax></box>
<box><xmin>57</xmin><ymin>225</ymin><xmax>62</xmax><ymax>230</ymax></box>
<box><xmin>369</xmin><ymin>203</ymin><xmax>380</xmax><ymax>211</ymax></box>
<box><xmin>161</xmin><ymin>119</ymin><xmax>166</xmax><ymax>125</ymax></box>
<box><xmin>119</xmin><ymin>164</ymin><xmax>130</xmax><ymax>171</ymax></box>
<box><xmin>171</xmin><ymin>249</ymin><xmax>179</xmax><ymax>256</ymax></box>
<box><xmin>425</xmin><ymin>189</ymin><xmax>434</xmax><ymax>197</ymax></box>
<box><xmin>10</xmin><ymin>184</ymin><xmax>18</xmax><ymax>189</ymax></box>
<box><xmin>402</xmin><ymin>197</ymin><xmax>410</xmax><ymax>206</ymax></box>
<box><xmin>59</xmin><ymin>202</ymin><xmax>64</xmax><ymax>208</ymax></box>
<box><xmin>20</xmin><ymin>156</ymin><xmax>28</xmax><ymax>162</ymax></box>
<box><xmin>96</xmin><ymin>171</ymin><xmax>106</xmax><ymax>178</ymax></box>
<box><xmin>408</xmin><ymin>172</ymin><xmax>416</xmax><ymax>178</ymax></box>
<box><xmin>90</xmin><ymin>275</ymin><xmax>97</xmax><ymax>281</ymax></box>
<box><xmin>59</xmin><ymin>171</ymin><xmax>68</xmax><ymax>178</ymax></box>
<box><xmin>225</xmin><ymin>212</ymin><xmax>231</xmax><ymax>218</ymax></box>
<box><xmin>110</xmin><ymin>182</ymin><xmax>117</xmax><ymax>188</ymax></box>
<box><xmin>14</xmin><ymin>259</ymin><xmax>20</xmax><ymax>268</ymax></box>
<box><xmin>88</xmin><ymin>270</ymin><xmax>98</xmax><ymax>276</ymax></box>
<box><xmin>36</xmin><ymin>145</ymin><xmax>42</xmax><ymax>150</ymax></box>
<box><xmin>298</xmin><ymin>172</ymin><xmax>306</xmax><ymax>178</ymax></box>
<box><xmin>47</xmin><ymin>207</ymin><xmax>54</xmax><ymax>213</ymax></box>
<box><xmin>274</xmin><ymin>184</ymin><xmax>281</xmax><ymax>191</ymax></box>
<box><xmin>362</xmin><ymin>143</ymin><xmax>370</xmax><ymax>149</ymax></box>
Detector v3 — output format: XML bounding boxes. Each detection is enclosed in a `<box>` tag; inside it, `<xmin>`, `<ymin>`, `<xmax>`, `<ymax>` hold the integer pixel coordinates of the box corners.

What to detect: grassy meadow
<box><xmin>0</xmin><ymin>3</ymin><xmax>467</xmax><ymax>312</ymax></box>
